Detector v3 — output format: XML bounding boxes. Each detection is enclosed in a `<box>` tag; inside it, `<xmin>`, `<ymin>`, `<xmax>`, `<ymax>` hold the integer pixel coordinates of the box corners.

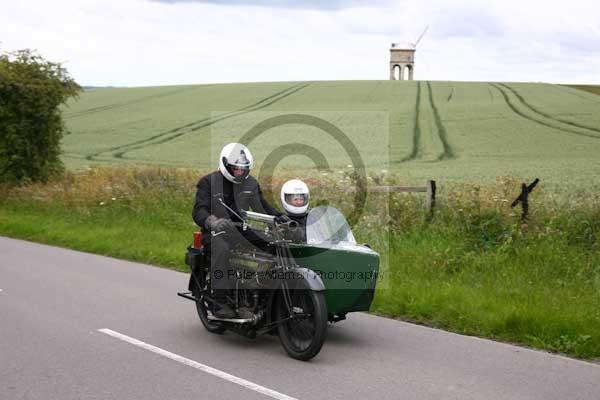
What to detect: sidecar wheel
<box><xmin>193</xmin><ymin>287</ymin><xmax>226</xmax><ymax>335</ymax></box>
<box><xmin>276</xmin><ymin>289</ymin><xmax>327</xmax><ymax>361</ymax></box>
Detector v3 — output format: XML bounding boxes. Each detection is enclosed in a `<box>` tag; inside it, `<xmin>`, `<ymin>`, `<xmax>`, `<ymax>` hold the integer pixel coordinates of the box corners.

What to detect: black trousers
<box><xmin>202</xmin><ymin>228</ymin><xmax>271</xmax><ymax>290</ymax></box>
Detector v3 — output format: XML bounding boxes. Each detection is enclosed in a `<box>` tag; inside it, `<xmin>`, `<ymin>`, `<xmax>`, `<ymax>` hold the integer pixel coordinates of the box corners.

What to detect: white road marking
<box><xmin>98</xmin><ymin>328</ymin><xmax>298</xmax><ymax>400</ymax></box>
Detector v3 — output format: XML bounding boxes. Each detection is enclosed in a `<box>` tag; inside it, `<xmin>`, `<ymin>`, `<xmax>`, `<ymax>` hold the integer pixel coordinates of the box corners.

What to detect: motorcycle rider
<box><xmin>193</xmin><ymin>143</ymin><xmax>290</xmax><ymax>318</ymax></box>
<box><xmin>280</xmin><ymin>179</ymin><xmax>310</xmax><ymax>242</ymax></box>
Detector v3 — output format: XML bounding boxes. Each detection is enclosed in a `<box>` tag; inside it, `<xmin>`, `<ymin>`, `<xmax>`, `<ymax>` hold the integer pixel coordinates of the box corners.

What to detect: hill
<box><xmin>62</xmin><ymin>81</ymin><xmax>600</xmax><ymax>192</ymax></box>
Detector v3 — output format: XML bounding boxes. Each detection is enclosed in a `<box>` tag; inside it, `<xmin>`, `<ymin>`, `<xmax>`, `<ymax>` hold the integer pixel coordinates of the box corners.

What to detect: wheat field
<box><xmin>62</xmin><ymin>81</ymin><xmax>600</xmax><ymax>192</ymax></box>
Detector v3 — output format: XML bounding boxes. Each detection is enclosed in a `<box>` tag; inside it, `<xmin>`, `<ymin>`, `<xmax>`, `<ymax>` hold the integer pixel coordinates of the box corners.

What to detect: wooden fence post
<box><xmin>511</xmin><ymin>178</ymin><xmax>539</xmax><ymax>221</ymax></box>
<box><xmin>425</xmin><ymin>180</ymin><xmax>436</xmax><ymax>216</ymax></box>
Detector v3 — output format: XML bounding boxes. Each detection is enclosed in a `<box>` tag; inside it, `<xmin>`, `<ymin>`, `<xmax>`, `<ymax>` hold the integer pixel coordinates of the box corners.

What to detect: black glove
<box><xmin>205</xmin><ymin>215</ymin><xmax>235</xmax><ymax>232</ymax></box>
<box><xmin>275</xmin><ymin>214</ymin><xmax>292</xmax><ymax>224</ymax></box>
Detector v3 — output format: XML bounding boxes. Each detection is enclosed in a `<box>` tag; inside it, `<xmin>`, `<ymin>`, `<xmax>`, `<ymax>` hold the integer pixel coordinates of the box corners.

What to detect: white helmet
<box><xmin>281</xmin><ymin>179</ymin><xmax>310</xmax><ymax>215</ymax></box>
<box><xmin>218</xmin><ymin>143</ymin><xmax>254</xmax><ymax>184</ymax></box>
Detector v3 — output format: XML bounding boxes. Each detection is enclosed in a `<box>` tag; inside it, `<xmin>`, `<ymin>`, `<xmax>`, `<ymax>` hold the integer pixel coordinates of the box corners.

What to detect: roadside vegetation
<box><xmin>0</xmin><ymin>49</ymin><xmax>80</xmax><ymax>184</ymax></box>
<box><xmin>1</xmin><ymin>166</ymin><xmax>598</xmax><ymax>360</ymax></box>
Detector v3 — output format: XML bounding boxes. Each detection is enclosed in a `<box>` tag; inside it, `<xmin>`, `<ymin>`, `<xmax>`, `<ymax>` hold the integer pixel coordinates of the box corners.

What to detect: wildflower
<box><xmin>99</xmin><ymin>201</ymin><xmax>105</xmax><ymax>206</ymax></box>
<box><xmin>111</xmin><ymin>197</ymin><xmax>116</xmax><ymax>201</ymax></box>
<box><xmin>347</xmin><ymin>164</ymin><xmax>353</xmax><ymax>168</ymax></box>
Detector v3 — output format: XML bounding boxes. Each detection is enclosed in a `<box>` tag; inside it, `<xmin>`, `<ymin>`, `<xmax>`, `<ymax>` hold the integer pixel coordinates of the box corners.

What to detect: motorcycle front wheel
<box><xmin>276</xmin><ymin>289</ymin><xmax>327</xmax><ymax>361</ymax></box>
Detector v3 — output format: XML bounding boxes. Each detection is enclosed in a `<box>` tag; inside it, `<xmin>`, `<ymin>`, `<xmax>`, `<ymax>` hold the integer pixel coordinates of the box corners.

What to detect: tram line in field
<box><xmin>400</xmin><ymin>81</ymin><xmax>423</xmax><ymax>162</ymax></box>
<box><xmin>84</xmin><ymin>83</ymin><xmax>310</xmax><ymax>161</ymax></box>
<box><xmin>114</xmin><ymin>82</ymin><xmax>311</xmax><ymax>160</ymax></box>
<box><xmin>489</xmin><ymin>83</ymin><xmax>600</xmax><ymax>140</ymax></box>
<box><xmin>500</xmin><ymin>83</ymin><xmax>600</xmax><ymax>136</ymax></box>
<box><xmin>426</xmin><ymin>81</ymin><xmax>455</xmax><ymax>161</ymax></box>
<box><xmin>66</xmin><ymin>86</ymin><xmax>203</xmax><ymax>118</ymax></box>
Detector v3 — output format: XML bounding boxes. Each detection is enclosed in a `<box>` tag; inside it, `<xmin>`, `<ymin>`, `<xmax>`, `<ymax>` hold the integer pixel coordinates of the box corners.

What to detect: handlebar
<box><xmin>219</xmin><ymin>199</ymin><xmax>298</xmax><ymax>231</ymax></box>
<box><xmin>241</xmin><ymin>210</ymin><xmax>298</xmax><ymax>232</ymax></box>
<box><xmin>216</xmin><ymin>198</ymin><xmax>296</xmax><ymax>234</ymax></box>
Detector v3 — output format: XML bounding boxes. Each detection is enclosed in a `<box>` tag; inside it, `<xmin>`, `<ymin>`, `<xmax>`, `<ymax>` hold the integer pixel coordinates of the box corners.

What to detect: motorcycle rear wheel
<box><xmin>276</xmin><ymin>289</ymin><xmax>327</xmax><ymax>361</ymax></box>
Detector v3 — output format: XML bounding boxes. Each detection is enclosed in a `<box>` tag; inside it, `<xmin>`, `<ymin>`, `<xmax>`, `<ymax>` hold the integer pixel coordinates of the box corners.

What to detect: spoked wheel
<box><xmin>193</xmin><ymin>285</ymin><xmax>226</xmax><ymax>334</ymax></box>
<box><xmin>276</xmin><ymin>289</ymin><xmax>327</xmax><ymax>361</ymax></box>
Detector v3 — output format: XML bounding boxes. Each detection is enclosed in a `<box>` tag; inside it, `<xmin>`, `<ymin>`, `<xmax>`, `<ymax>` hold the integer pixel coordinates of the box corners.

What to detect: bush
<box><xmin>0</xmin><ymin>49</ymin><xmax>80</xmax><ymax>184</ymax></box>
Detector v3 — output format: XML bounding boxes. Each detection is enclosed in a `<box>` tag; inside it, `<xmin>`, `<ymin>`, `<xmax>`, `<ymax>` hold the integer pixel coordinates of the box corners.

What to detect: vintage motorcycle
<box><xmin>178</xmin><ymin>206</ymin><xmax>379</xmax><ymax>361</ymax></box>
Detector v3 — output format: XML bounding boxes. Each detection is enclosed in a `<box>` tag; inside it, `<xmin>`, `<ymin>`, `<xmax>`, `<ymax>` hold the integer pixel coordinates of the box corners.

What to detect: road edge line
<box><xmin>98</xmin><ymin>328</ymin><xmax>298</xmax><ymax>400</ymax></box>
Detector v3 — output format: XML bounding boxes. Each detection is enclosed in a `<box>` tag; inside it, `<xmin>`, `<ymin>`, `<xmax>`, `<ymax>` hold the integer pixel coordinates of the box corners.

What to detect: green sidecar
<box><xmin>289</xmin><ymin>206</ymin><xmax>380</xmax><ymax>321</ymax></box>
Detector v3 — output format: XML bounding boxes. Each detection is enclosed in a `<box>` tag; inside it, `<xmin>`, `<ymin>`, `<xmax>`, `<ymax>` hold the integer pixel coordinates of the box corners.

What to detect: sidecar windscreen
<box><xmin>306</xmin><ymin>206</ymin><xmax>356</xmax><ymax>244</ymax></box>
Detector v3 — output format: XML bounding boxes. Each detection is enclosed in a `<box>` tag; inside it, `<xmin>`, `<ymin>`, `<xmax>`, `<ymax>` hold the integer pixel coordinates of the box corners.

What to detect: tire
<box><xmin>276</xmin><ymin>289</ymin><xmax>327</xmax><ymax>361</ymax></box>
<box><xmin>193</xmin><ymin>285</ymin><xmax>226</xmax><ymax>335</ymax></box>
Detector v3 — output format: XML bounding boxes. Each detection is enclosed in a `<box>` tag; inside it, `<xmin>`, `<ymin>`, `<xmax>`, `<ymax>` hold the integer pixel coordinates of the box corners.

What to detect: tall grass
<box><xmin>1</xmin><ymin>167</ymin><xmax>599</xmax><ymax>359</ymax></box>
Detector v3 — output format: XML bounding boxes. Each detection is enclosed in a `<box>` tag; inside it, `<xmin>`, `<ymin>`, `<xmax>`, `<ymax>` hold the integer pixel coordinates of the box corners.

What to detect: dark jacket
<box><xmin>192</xmin><ymin>171</ymin><xmax>282</xmax><ymax>232</ymax></box>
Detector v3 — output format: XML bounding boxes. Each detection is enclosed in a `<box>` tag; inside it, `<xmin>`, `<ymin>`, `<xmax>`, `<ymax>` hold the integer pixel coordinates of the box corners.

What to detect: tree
<box><xmin>0</xmin><ymin>49</ymin><xmax>80</xmax><ymax>184</ymax></box>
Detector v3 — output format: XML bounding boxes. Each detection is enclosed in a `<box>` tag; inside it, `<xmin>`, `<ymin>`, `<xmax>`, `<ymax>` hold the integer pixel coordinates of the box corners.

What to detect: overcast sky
<box><xmin>1</xmin><ymin>0</ymin><xmax>598</xmax><ymax>86</ymax></box>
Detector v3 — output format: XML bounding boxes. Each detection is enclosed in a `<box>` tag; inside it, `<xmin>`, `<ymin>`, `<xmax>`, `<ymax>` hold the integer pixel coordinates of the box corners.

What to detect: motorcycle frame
<box><xmin>178</xmin><ymin>225</ymin><xmax>325</xmax><ymax>337</ymax></box>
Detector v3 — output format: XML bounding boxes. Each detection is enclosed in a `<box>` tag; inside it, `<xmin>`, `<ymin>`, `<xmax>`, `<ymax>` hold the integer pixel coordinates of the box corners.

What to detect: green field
<box><xmin>62</xmin><ymin>81</ymin><xmax>600</xmax><ymax>193</ymax></box>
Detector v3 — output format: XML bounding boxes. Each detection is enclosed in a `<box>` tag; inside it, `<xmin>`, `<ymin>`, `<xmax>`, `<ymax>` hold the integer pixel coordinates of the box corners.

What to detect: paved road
<box><xmin>1</xmin><ymin>236</ymin><xmax>599</xmax><ymax>400</ymax></box>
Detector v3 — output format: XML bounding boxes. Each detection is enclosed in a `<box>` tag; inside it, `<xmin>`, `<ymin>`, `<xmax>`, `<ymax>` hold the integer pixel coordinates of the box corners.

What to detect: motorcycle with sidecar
<box><xmin>178</xmin><ymin>205</ymin><xmax>379</xmax><ymax>361</ymax></box>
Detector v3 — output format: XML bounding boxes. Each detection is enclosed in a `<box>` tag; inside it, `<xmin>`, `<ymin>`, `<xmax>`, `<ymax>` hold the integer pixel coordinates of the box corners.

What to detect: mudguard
<box><xmin>266</xmin><ymin>266</ymin><xmax>326</xmax><ymax>292</ymax></box>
